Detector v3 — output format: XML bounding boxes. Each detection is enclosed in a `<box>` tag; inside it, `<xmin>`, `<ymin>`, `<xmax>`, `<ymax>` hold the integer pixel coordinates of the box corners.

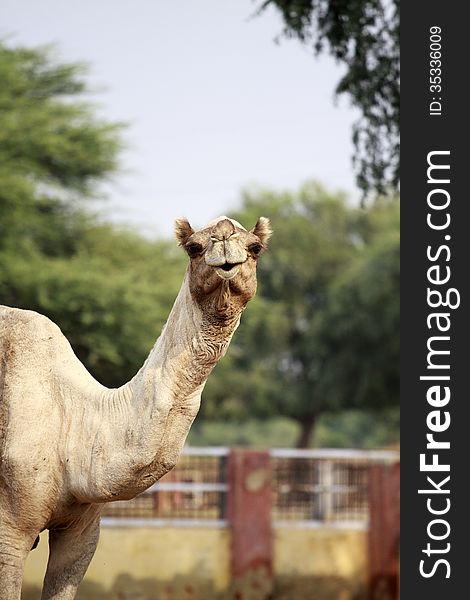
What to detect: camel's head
<box><xmin>175</xmin><ymin>215</ymin><xmax>272</xmax><ymax>319</ymax></box>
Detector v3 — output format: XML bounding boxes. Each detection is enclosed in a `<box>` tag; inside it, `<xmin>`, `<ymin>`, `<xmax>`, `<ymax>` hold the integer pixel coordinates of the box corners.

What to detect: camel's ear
<box><xmin>250</xmin><ymin>216</ymin><xmax>272</xmax><ymax>247</ymax></box>
<box><xmin>175</xmin><ymin>218</ymin><xmax>194</xmax><ymax>246</ymax></box>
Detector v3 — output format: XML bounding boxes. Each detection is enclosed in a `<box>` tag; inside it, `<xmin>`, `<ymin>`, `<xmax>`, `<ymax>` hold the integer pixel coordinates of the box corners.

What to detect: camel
<box><xmin>0</xmin><ymin>215</ymin><xmax>271</xmax><ymax>600</ymax></box>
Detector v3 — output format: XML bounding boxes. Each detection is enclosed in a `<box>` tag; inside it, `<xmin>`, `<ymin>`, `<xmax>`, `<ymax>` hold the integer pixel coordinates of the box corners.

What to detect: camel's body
<box><xmin>0</xmin><ymin>216</ymin><xmax>271</xmax><ymax>599</ymax></box>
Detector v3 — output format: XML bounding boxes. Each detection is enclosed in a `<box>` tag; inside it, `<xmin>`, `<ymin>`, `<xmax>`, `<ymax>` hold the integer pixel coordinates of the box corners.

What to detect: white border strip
<box><xmin>273</xmin><ymin>519</ymin><xmax>368</xmax><ymax>530</ymax></box>
<box><xmin>143</xmin><ymin>482</ymin><xmax>228</xmax><ymax>494</ymax></box>
<box><xmin>182</xmin><ymin>446</ymin><xmax>399</xmax><ymax>461</ymax></box>
<box><xmin>270</xmin><ymin>448</ymin><xmax>399</xmax><ymax>461</ymax></box>
<box><xmin>101</xmin><ymin>517</ymin><xmax>367</xmax><ymax>530</ymax></box>
<box><xmin>101</xmin><ymin>517</ymin><xmax>228</xmax><ymax>528</ymax></box>
<box><xmin>182</xmin><ymin>446</ymin><xmax>229</xmax><ymax>456</ymax></box>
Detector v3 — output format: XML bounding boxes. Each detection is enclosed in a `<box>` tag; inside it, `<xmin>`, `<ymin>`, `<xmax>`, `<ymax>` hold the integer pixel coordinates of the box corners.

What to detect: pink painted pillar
<box><xmin>227</xmin><ymin>449</ymin><xmax>273</xmax><ymax>598</ymax></box>
<box><xmin>368</xmin><ymin>462</ymin><xmax>400</xmax><ymax>600</ymax></box>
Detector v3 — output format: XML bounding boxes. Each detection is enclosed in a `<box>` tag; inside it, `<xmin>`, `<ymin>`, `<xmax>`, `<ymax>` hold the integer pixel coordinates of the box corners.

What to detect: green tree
<box><xmin>0</xmin><ymin>41</ymin><xmax>122</xmax><ymax>256</ymax></box>
<box><xmin>313</xmin><ymin>221</ymin><xmax>399</xmax><ymax>412</ymax></box>
<box><xmin>0</xmin><ymin>41</ymin><xmax>188</xmax><ymax>387</ymax></box>
<box><xmin>0</xmin><ymin>226</ymin><xmax>186</xmax><ymax>387</ymax></box>
<box><xmin>255</xmin><ymin>0</ymin><xmax>399</xmax><ymax>197</ymax></box>
<box><xmin>202</xmin><ymin>183</ymin><xmax>399</xmax><ymax>447</ymax></box>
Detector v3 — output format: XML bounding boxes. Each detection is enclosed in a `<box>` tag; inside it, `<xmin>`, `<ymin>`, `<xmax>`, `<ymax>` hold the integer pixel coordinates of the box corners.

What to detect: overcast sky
<box><xmin>3</xmin><ymin>0</ymin><xmax>359</xmax><ymax>237</ymax></box>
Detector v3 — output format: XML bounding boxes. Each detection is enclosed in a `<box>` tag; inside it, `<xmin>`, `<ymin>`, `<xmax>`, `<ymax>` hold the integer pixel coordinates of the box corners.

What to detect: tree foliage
<box><xmin>313</xmin><ymin>223</ymin><xmax>399</xmax><ymax>411</ymax></box>
<box><xmin>0</xmin><ymin>42</ymin><xmax>123</xmax><ymax>256</ymax></box>
<box><xmin>0</xmin><ymin>227</ymin><xmax>186</xmax><ymax>387</ymax></box>
<box><xmin>202</xmin><ymin>183</ymin><xmax>399</xmax><ymax>446</ymax></box>
<box><xmin>0</xmin><ymin>41</ymin><xmax>186</xmax><ymax>387</ymax></box>
<box><xmin>255</xmin><ymin>0</ymin><xmax>400</xmax><ymax>197</ymax></box>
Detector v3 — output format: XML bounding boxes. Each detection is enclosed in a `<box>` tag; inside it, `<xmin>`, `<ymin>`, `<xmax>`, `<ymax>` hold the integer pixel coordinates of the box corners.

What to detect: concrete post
<box><xmin>227</xmin><ymin>449</ymin><xmax>273</xmax><ymax>600</ymax></box>
<box><xmin>368</xmin><ymin>462</ymin><xmax>400</xmax><ymax>600</ymax></box>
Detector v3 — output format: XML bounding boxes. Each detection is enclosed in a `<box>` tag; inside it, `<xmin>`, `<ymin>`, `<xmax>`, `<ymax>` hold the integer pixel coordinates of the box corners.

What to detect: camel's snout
<box><xmin>205</xmin><ymin>236</ymin><xmax>248</xmax><ymax>269</ymax></box>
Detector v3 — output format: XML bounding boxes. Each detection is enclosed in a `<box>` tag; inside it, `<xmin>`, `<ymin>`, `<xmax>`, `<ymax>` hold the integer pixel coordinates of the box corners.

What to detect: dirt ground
<box><xmin>23</xmin><ymin>574</ymin><xmax>366</xmax><ymax>600</ymax></box>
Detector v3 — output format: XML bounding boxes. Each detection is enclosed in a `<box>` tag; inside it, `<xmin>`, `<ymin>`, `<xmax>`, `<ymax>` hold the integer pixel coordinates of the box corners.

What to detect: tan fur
<box><xmin>250</xmin><ymin>216</ymin><xmax>273</xmax><ymax>248</ymax></box>
<box><xmin>0</xmin><ymin>215</ymin><xmax>271</xmax><ymax>600</ymax></box>
<box><xmin>174</xmin><ymin>218</ymin><xmax>194</xmax><ymax>246</ymax></box>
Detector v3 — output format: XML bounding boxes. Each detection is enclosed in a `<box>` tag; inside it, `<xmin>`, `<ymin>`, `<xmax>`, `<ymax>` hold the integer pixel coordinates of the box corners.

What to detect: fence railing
<box><xmin>271</xmin><ymin>448</ymin><xmax>396</xmax><ymax>527</ymax></box>
<box><xmin>101</xmin><ymin>447</ymin><xmax>399</xmax><ymax>528</ymax></box>
<box><xmin>102</xmin><ymin>447</ymin><xmax>229</xmax><ymax>527</ymax></box>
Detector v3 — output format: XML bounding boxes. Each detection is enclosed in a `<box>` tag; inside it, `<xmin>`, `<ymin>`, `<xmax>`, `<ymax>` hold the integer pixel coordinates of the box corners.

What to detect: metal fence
<box><xmin>101</xmin><ymin>447</ymin><xmax>398</xmax><ymax>528</ymax></box>
<box><xmin>101</xmin><ymin>447</ymin><xmax>229</xmax><ymax>527</ymax></box>
<box><xmin>271</xmin><ymin>448</ymin><xmax>397</xmax><ymax>528</ymax></box>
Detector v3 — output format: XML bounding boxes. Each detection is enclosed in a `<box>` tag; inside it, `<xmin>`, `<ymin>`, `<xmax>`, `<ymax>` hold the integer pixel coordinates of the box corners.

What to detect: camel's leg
<box><xmin>41</xmin><ymin>514</ymin><xmax>100</xmax><ymax>600</ymax></box>
<box><xmin>0</xmin><ymin>527</ymin><xmax>32</xmax><ymax>600</ymax></box>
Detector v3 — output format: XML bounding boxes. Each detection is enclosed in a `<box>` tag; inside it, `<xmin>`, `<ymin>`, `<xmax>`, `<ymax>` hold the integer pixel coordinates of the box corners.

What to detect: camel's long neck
<box><xmin>86</xmin><ymin>271</ymin><xmax>242</xmax><ymax>501</ymax></box>
<box><xmin>130</xmin><ymin>271</ymin><xmax>240</xmax><ymax>412</ymax></box>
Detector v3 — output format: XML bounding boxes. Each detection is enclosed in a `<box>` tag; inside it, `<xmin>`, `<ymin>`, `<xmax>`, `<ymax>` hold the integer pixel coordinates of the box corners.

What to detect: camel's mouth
<box><xmin>215</xmin><ymin>263</ymin><xmax>241</xmax><ymax>280</ymax></box>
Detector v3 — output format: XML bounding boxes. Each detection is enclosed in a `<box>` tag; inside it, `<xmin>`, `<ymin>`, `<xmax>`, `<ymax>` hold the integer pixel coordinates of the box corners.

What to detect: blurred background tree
<box><xmin>1</xmin><ymin>40</ymin><xmax>399</xmax><ymax>448</ymax></box>
<box><xmin>0</xmin><ymin>43</ymin><xmax>121</xmax><ymax>254</ymax></box>
<box><xmin>199</xmin><ymin>183</ymin><xmax>399</xmax><ymax>447</ymax></box>
<box><xmin>254</xmin><ymin>0</ymin><xmax>400</xmax><ymax>198</ymax></box>
<box><xmin>0</xmin><ymin>42</ymin><xmax>186</xmax><ymax>386</ymax></box>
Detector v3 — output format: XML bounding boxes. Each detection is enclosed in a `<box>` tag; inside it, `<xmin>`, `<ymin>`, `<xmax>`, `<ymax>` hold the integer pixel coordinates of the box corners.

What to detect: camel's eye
<box><xmin>248</xmin><ymin>242</ymin><xmax>263</xmax><ymax>257</ymax></box>
<box><xmin>185</xmin><ymin>241</ymin><xmax>203</xmax><ymax>257</ymax></box>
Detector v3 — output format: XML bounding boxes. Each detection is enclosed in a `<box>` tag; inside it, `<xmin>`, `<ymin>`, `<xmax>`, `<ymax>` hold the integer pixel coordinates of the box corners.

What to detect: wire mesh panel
<box><xmin>271</xmin><ymin>449</ymin><xmax>399</xmax><ymax>526</ymax></box>
<box><xmin>101</xmin><ymin>447</ymin><xmax>229</xmax><ymax>525</ymax></box>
